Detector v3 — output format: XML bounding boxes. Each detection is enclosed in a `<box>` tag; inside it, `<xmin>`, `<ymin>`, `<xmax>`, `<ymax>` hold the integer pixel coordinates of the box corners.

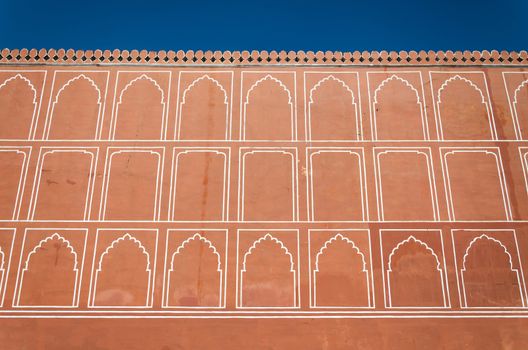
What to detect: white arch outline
<box><xmin>112</xmin><ymin>74</ymin><xmax>167</xmax><ymax>140</ymax></box>
<box><xmin>307</xmin><ymin>75</ymin><xmax>359</xmax><ymax>141</ymax></box>
<box><xmin>91</xmin><ymin>233</ymin><xmax>152</xmax><ymax>307</ymax></box>
<box><xmin>166</xmin><ymin>233</ymin><xmax>223</xmax><ymax>308</ymax></box>
<box><xmin>435</xmin><ymin>74</ymin><xmax>495</xmax><ymax>140</ymax></box>
<box><xmin>460</xmin><ymin>234</ymin><xmax>524</xmax><ymax>308</ymax></box>
<box><xmin>0</xmin><ymin>74</ymin><xmax>37</xmax><ymax>103</ymax></box>
<box><xmin>386</xmin><ymin>235</ymin><xmax>446</xmax><ymax>308</ymax></box>
<box><xmin>512</xmin><ymin>79</ymin><xmax>528</xmax><ymax>140</ymax></box>
<box><xmin>372</xmin><ymin>74</ymin><xmax>427</xmax><ymax>140</ymax></box>
<box><xmin>177</xmin><ymin>75</ymin><xmax>229</xmax><ymax>140</ymax></box>
<box><xmin>0</xmin><ymin>73</ymin><xmax>39</xmax><ymax>139</ymax></box>
<box><xmin>17</xmin><ymin>233</ymin><xmax>79</xmax><ymax>307</ymax></box>
<box><xmin>240</xmin><ymin>233</ymin><xmax>296</xmax><ymax>308</ymax></box>
<box><xmin>242</xmin><ymin>74</ymin><xmax>295</xmax><ymax>140</ymax></box>
<box><xmin>313</xmin><ymin>233</ymin><xmax>370</xmax><ymax>307</ymax></box>
<box><xmin>45</xmin><ymin>74</ymin><xmax>103</xmax><ymax>140</ymax></box>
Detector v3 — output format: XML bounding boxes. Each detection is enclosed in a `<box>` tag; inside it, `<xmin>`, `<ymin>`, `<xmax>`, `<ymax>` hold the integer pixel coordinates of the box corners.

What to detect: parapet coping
<box><xmin>1</xmin><ymin>49</ymin><xmax>528</xmax><ymax>66</ymax></box>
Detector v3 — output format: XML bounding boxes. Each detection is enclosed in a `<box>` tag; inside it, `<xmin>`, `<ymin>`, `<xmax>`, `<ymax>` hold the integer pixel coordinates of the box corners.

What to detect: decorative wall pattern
<box><xmin>1</xmin><ymin>60</ymin><xmax>528</xmax><ymax>318</ymax></box>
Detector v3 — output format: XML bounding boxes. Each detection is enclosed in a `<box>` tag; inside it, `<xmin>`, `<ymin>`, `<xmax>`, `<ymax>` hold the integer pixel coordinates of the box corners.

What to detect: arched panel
<box><xmin>309</xmin><ymin>76</ymin><xmax>358</xmax><ymax>140</ymax></box>
<box><xmin>462</xmin><ymin>235</ymin><xmax>523</xmax><ymax>307</ymax></box>
<box><xmin>373</xmin><ymin>76</ymin><xmax>425</xmax><ymax>140</ymax></box>
<box><xmin>179</xmin><ymin>76</ymin><xmax>229</xmax><ymax>140</ymax></box>
<box><xmin>241</xmin><ymin>234</ymin><xmax>296</xmax><ymax>307</ymax></box>
<box><xmin>387</xmin><ymin>236</ymin><xmax>445</xmax><ymax>307</ymax></box>
<box><xmin>437</xmin><ymin>75</ymin><xmax>493</xmax><ymax>140</ymax></box>
<box><xmin>0</xmin><ymin>74</ymin><xmax>37</xmax><ymax>139</ymax></box>
<box><xmin>243</xmin><ymin>75</ymin><xmax>293</xmax><ymax>140</ymax></box>
<box><xmin>113</xmin><ymin>75</ymin><xmax>165</xmax><ymax>140</ymax></box>
<box><xmin>93</xmin><ymin>234</ymin><xmax>151</xmax><ymax>307</ymax></box>
<box><xmin>513</xmin><ymin>80</ymin><xmax>528</xmax><ymax>140</ymax></box>
<box><xmin>314</xmin><ymin>234</ymin><xmax>369</xmax><ymax>307</ymax></box>
<box><xmin>167</xmin><ymin>234</ymin><xmax>222</xmax><ymax>307</ymax></box>
<box><xmin>18</xmin><ymin>233</ymin><xmax>78</xmax><ymax>306</ymax></box>
<box><xmin>47</xmin><ymin>75</ymin><xmax>102</xmax><ymax>140</ymax></box>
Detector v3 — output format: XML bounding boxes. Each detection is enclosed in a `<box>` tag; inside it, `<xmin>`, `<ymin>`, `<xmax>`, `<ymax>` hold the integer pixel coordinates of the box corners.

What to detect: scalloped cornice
<box><xmin>1</xmin><ymin>49</ymin><xmax>527</xmax><ymax>65</ymax></box>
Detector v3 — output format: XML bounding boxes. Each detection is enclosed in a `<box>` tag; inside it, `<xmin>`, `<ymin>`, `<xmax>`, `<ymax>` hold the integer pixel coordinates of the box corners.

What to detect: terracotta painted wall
<box><xmin>0</xmin><ymin>49</ymin><xmax>528</xmax><ymax>348</ymax></box>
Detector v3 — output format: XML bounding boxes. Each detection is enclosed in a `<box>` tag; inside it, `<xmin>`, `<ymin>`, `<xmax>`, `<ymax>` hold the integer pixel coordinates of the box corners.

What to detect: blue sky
<box><xmin>0</xmin><ymin>0</ymin><xmax>526</xmax><ymax>51</ymax></box>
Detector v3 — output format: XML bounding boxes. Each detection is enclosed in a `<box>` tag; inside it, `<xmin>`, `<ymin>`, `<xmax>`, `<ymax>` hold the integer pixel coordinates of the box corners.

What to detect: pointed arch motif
<box><xmin>0</xmin><ymin>74</ymin><xmax>38</xmax><ymax>102</ymax></box>
<box><xmin>0</xmin><ymin>74</ymin><xmax>38</xmax><ymax>139</ymax></box>
<box><xmin>438</xmin><ymin>75</ymin><xmax>486</xmax><ymax>104</ymax></box>
<box><xmin>46</xmin><ymin>74</ymin><xmax>103</xmax><ymax>139</ymax></box>
<box><xmin>436</xmin><ymin>74</ymin><xmax>495</xmax><ymax>140</ymax></box>
<box><xmin>314</xmin><ymin>234</ymin><xmax>370</xmax><ymax>307</ymax></box>
<box><xmin>387</xmin><ymin>236</ymin><xmax>446</xmax><ymax>307</ymax></box>
<box><xmin>240</xmin><ymin>233</ymin><xmax>296</xmax><ymax>307</ymax></box>
<box><xmin>513</xmin><ymin>79</ymin><xmax>528</xmax><ymax>140</ymax></box>
<box><xmin>92</xmin><ymin>233</ymin><xmax>152</xmax><ymax>307</ymax></box>
<box><xmin>166</xmin><ymin>233</ymin><xmax>223</xmax><ymax>307</ymax></box>
<box><xmin>308</xmin><ymin>75</ymin><xmax>359</xmax><ymax>140</ymax></box>
<box><xmin>178</xmin><ymin>75</ymin><xmax>229</xmax><ymax>140</ymax></box>
<box><xmin>113</xmin><ymin>74</ymin><xmax>166</xmax><ymax>140</ymax></box>
<box><xmin>372</xmin><ymin>75</ymin><xmax>426</xmax><ymax>140</ymax></box>
<box><xmin>243</xmin><ymin>74</ymin><xmax>294</xmax><ymax>140</ymax></box>
<box><xmin>17</xmin><ymin>233</ymin><xmax>79</xmax><ymax>306</ymax></box>
<box><xmin>461</xmin><ymin>234</ymin><xmax>524</xmax><ymax>307</ymax></box>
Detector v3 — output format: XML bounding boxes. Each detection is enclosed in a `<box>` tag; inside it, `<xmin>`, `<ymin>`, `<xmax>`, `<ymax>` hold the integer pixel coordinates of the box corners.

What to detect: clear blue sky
<box><xmin>0</xmin><ymin>0</ymin><xmax>526</xmax><ymax>51</ymax></box>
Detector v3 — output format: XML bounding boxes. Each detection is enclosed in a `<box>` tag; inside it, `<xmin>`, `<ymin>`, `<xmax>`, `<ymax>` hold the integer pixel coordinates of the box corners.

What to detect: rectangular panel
<box><xmin>238</xmin><ymin>147</ymin><xmax>298</xmax><ymax>221</ymax></box>
<box><xmin>29</xmin><ymin>147</ymin><xmax>98</xmax><ymax>221</ymax></box>
<box><xmin>307</xmin><ymin>147</ymin><xmax>367</xmax><ymax>221</ymax></box>
<box><xmin>100</xmin><ymin>147</ymin><xmax>164</xmax><ymax>221</ymax></box>
<box><xmin>440</xmin><ymin>147</ymin><xmax>511</xmax><ymax>221</ymax></box>
<box><xmin>170</xmin><ymin>147</ymin><xmax>230</xmax><ymax>221</ymax></box>
<box><xmin>374</xmin><ymin>147</ymin><xmax>439</xmax><ymax>221</ymax></box>
<box><xmin>0</xmin><ymin>147</ymin><xmax>31</xmax><ymax>220</ymax></box>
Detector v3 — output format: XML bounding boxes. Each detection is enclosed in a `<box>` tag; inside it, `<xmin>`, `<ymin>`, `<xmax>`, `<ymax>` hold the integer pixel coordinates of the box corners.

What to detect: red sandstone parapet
<box><xmin>1</xmin><ymin>49</ymin><xmax>528</xmax><ymax>65</ymax></box>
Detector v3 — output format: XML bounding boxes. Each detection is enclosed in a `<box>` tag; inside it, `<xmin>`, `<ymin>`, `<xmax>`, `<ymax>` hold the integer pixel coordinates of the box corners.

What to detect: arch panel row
<box><xmin>2</xmin><ymin>70</ymin><xmax>528</xmax><ymax>141</ymax></box>
<box><xmin>0</xmin><ymin>227</ymin><xmax>525</xmax><ymax>310</ymax></box>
